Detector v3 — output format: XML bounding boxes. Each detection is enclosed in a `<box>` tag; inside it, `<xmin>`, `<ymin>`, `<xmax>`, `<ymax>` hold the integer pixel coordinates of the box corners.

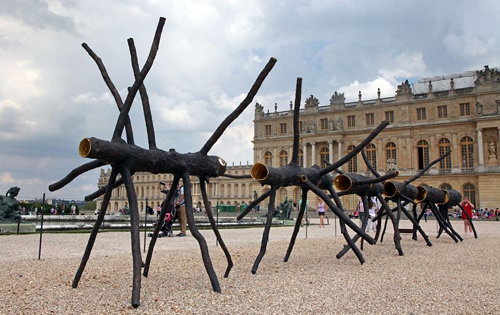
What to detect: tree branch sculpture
<box><xmin>49</xmin><ymin>17</ymin><xmax>277</xmax><ymax>307</ymax></box>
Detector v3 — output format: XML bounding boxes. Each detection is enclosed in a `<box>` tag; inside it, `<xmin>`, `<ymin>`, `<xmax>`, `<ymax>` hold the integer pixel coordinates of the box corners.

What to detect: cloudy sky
<box><xmin>1</xmin><ymin>0</ymin><xmax>500</xmax><ymax>200</ymax></box>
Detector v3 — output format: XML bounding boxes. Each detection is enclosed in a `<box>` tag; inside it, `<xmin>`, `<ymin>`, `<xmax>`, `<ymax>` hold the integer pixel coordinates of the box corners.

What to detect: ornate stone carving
<box><xmin>396</xmin><ymin>80</ymin><xmax>412</xmax><ymax>96</ymax></box>
<box><xmin>330</xmin><ymin>91</ymin><xmax>345</xmax><ymax>105</ymax></box>
<box><xmin>304</xmin><ymin>94</ymin><xmax>319</xmax><ymax>108</ymax></box>
<box><xmin>255</xmin><ymin>102</ymin><xmax>264</xmax><ymax>112</ymax></box>
<box><xmin>475</xmin><ymin>65</ymin><xmax>500</xmax><ymax>85</ymax></box>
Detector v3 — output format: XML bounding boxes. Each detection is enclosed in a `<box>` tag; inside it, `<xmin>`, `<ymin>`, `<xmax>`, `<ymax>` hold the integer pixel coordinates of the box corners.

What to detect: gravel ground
<box><xmin>1</xmin><ymin>219</ymin><xmax>499</xmax><ymax>314</ymax></box>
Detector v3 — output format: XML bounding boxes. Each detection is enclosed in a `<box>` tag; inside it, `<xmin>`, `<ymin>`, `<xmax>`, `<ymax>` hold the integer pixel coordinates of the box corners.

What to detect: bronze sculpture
<box><xmin>0</xmin><ymin>186</ymin><xmax>21</xmax><ymax>222</ymax></box>
<box><xmin>49</xmin><ymin>17</ymin><xmax>277</xmax><ymax>307</ymax></box>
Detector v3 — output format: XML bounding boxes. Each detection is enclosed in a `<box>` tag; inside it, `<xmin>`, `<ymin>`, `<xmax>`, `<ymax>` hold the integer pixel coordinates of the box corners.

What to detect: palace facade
<box><xmin>96</xmin><ymin>65</ymin><xmax>500</xmax><ymax>212</ymax></box>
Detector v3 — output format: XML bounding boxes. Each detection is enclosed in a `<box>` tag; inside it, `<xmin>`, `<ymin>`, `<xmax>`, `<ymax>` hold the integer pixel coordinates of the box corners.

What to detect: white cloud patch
<box><xmin>443</xmin><ymin>33</ymin><xmax>495</xmax><ymax>58</ymax></box>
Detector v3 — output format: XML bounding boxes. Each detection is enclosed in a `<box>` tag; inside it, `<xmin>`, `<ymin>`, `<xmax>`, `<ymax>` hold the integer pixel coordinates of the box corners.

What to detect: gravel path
<box><xmin>1</xmin><ymin>220</ymin><xmax>499</xmax><ymax>314</ymax></box>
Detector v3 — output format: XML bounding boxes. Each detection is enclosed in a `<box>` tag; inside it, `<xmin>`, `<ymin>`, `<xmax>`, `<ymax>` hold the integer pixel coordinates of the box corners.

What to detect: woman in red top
<box><xmin>460</xmin><ymin>197</ymin><xmax>474</xmax><ymax>235</ymax></box>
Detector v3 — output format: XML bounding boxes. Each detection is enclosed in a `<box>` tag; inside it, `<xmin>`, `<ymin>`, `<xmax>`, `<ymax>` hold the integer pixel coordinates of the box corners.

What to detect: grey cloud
<box><xmin>0</xmin><ymin>0</ymin><xmax>76</xmax><ymax>32</ymax></box>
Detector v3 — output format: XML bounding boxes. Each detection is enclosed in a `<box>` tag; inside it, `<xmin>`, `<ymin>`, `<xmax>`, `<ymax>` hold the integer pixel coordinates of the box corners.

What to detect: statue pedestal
<box><xmin>0</xmin><ymin>222</ymin><xmax>36</xmax><ymax>234</ymax></box>
<box><xmin>487</xmin><ymin>156</ymin><xmax>498</xmax><ymax>165</ymax></box>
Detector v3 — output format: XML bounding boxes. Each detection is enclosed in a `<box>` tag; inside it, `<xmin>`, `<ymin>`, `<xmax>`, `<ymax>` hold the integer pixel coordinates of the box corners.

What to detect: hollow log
<box><xmin>79</xmin><ymin>137</ymin><xmax>226</xmax><ymax>178</ymax></box>
<box><xmin>383</xmin><ymin>181</ymin><xmax>418</xmax><ymax>200</ymax></box>
<box><xmin>415</xmin><ymin>185</ymin><xmax>446</xmax><ymax>203</ymax></box>
<box><xmin>251</xmin><ymin>163</ymin><xmax>324</xmax><ymax>187</ymax></box>
<box><xmin>333</xmin><ymin>173</ymin><xmax>390</xmax><ymax>196</ymax></box>
<box><xmin>442</xmin><ymin>189</ymin><xmax>462</xmax><ymax>206</ymax></box>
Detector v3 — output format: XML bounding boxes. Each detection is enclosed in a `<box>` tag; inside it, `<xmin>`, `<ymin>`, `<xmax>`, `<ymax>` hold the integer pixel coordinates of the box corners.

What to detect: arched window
<box><xmin>279</xmin><ymin>150</ymin><xmax>288</xmax><ymax>166</ymax></box>
<box><xmin>460</xmin><ymin>136</ymin><xmax>474</xmax><ymax>171</ymax></box>
<box><xmin>298</xmin><ymin>149</ymin><xmax>304</xmax><ymax>167</ymax></box>
<box><xmin>320</xmin><ymin>147</ymin><xmax>330</xmax><ymax>168</ymax></box>
<box><xmin>438</xmin><ymin>138</ymin><xmax>451</xmax><ymax>172</ymax></box>
<box><xmin>220</xmin><ymin>184</ymin><xmax>225</xmax><ymax>197</ymax></box>
<box><xmin>417</xmin><ymin>140</ymin><xmax>429</xmax><ymax>169</ymax></box>
<box><xmin>347</xmin><ymin>145</ymin><xmax>357</xmax><ymax>172</ymax></box>
<box><xmin>439</xmin><ymin>183</ymin><xmax>452</xmax><ymax>190</ymax></box>
<box><xmin>385</xmin><ymin>142</ymin><xmax>397</xmax><ymax>170</ymax></box>
<box><xmin>264</xmin><ymin>151</ymin><xmax>273</xmax><ymax>166</ymax></box>
<box><xmin>463</xmin><ymin>183</ymin><xmax>476</xmax><ymax>206</ymax></box>
<box><xmin>227</xmin><ymin>184</ymin><xmax>232</xmax><ymax>197</ymax></box>
<box><xmin>366</xmin><ymin>143</ymin><xmax>377</xmax><ymax>171</ymax></box>
<box><xmin>241</xmin><ymin>184</ymin><xmax>246</xmax><ymax>197</ymax></box>
<box><xmin>279</xmin><ymin>188</ymin><xmax>288</xmax><ymax>203</ymax></box>
<box><xmin>234</xmin><ymin>184</ymin><xmax>239</xmax><ymax>197</ymax></box>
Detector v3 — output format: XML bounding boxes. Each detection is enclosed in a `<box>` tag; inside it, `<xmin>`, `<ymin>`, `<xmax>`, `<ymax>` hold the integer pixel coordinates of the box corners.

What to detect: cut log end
<box><xmin>334</xmin><ymin>174</ymin><xmax>352</xmax><ymax>191</ymax></box>
<box><xmin>383</xmin><ymin>182</ymin><xmax>397</xmax><ymax>198</ymax></box>
<box><xmin>251</xmin><ymin>163</ymin><xmax>269</xmax><ymax>181</ymax></box>
<box><xmin>79</xmin><ymin>138</ymin><xmax>92</xmax><ymax>157</ymax></box>
<box><xmin>416</xmin><ymin>186</ymin><xmax>427</xmax><ymax>202</ymax></box>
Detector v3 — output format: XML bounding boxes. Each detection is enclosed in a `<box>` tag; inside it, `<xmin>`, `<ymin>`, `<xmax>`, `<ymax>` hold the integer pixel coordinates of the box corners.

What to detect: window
<box><xmin>279</xmin><ymin>150</ymin><xmax>288</xmax><ymax>166</ymax></box>
<box><xmin>437</xmin><ymin>105</ymin><xmax>448</xmax><ymax>118</ymax></box>
<box><xmin>460</xmin><ymin>136</ymin><xmax>474</xmax><ymax>170</ymax></box>
<box><xmin>438</xmin><ymin>138</ymin><xmax>451</xmax><ymax>172</ymax></box>
<box><xmin>385</xmin><ymin>111</ymin><xmax>394</xmax><ymax>123</ymax></box>
<box><xmin>439</xmin><ymin>183</ymin><xmax>452</xmax><ymax>191</ymax></box>
<box><xmin>365</xmin><ymin>113</ymin><xmax>374</xmax><ymax>126</ymax></box>
<box><xmin>280</xmin><ymin>123</ymin><xmax>287</xmax><ymax>134</ymax></box>
<box><xmin>264</xmin><ymin>151</ymin><xmax>272</xmax><ymax>166</ymax></box>
<box><xmin>366</xmin><ymin>143</ymin><xmax>377</xmax><ymax>170</ymax></box>
<box><xmin>463</xmin><ymin>183</ymin><xmax>476</xmax><ymax>206</ymax></box>
<box><xmin>347</xmin><ymin>145</ymin><xmax>357</xmax><ymax>172</ymax></box>
<box><xmin>385</xmin><ymin>142</ymin><xmax>397</xmax><ymax>170</ymax></box>
<box><xmin>417</xmin><ymin>107</ymin><xmax>426</xmax><ymax>120</ymax></box>
<box><xmin>417</xmin><ymin>140</ymin><xmax>429</xmax><ymax>169</ymax></box>
<box><xmin>320</xmin><ymin>118</ymin><xmax>328</xmax><ymax>130</ymax></box>
<box><xmin>298</xmin><ymin>149</ymin><xmax>304</xmax><ymax>167</ymax></box>
<box><xmin>320</xmin><ymin>147</ymin><xmax>329</xmax><ymax>168</ymax></box>
<box><xmin>265</xmin><ymin>125</ymin><xmax>272</xmax><ymax>136</ymax></box>
<box><xmin>460</xmin><ymin>102</ymin><xmax>470</xmax><ymax>116</ymax></box>
<box><xmin>347</xmin><ymin>115</ymin><xmax>356</xmax><ymax>127</ymax></box>
<box><xmin>299</xmin><ymin>121</ymin><xmax>305</xmax><ymax>132</ymax></box>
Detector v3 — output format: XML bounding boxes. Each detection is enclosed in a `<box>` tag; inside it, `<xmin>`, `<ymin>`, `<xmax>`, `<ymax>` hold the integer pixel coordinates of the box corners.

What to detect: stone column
<box><xmin>477</xmin><ymin>128</ymin><xmax>484</xmax><ymax>165</ymax></box>
<box><xmin>311</xmin><ymin>142</ymin><xmax>316</xmax><ymax>166</ymax></box>
<box><xmin>303</xmin><ymin>143</ymin><xmax>307</xmax><ymax>167</ymax></box>
<box><xmin>273</xmin><ymin>147</ymin><xmax>278</xmax><ymax>167</ymax></box>
<box><xmin>329</xmin><ymin>140</ymin><xmax>334</xmax><ymax>164</ymax></box>
<box><xmin>337</xmin><ymin>141</ymin><xmax>343</xmax><ymax>171</ymax></box>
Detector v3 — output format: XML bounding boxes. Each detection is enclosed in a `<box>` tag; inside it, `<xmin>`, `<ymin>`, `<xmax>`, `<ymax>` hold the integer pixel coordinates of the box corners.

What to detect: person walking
<box><xmin>175</xmin><ymin>183</ymin><xmax>186</xmax><ymax>237</ymax></box>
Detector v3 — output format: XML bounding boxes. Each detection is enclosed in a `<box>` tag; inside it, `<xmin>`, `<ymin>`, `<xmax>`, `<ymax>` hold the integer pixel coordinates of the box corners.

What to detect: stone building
<box><xmin>97</xmin><ymin>65</ymin><xmax>500</xmax><ymax>212</ymax></box>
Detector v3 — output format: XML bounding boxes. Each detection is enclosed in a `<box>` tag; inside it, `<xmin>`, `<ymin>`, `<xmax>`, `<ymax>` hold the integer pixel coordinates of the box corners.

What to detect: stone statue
<box><xmin>476</xmin><ymin>102</ymin><xmax>483</xmax><ymax>115</ymax></box>
<box><xmin>488</xmin><ymin>140</ymin><xmax>497</xmax><ymax>158</ymax></box>
<box><xmin>0</xmin><ymin>187</ymin><xmax>21</xmax><ymax>222</ymax></box>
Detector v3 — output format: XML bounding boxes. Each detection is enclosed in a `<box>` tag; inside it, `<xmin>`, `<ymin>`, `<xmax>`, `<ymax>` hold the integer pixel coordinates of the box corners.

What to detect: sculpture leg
<box><xmin>283</xmin><ymin>188</ymin><xmax>307</xmax><ymax>262</ymax></box>
<box><xmin>336</xmin><ymin>196</ymin><xmax>371</xmax><ymax>258</ymax></box>
<box><xmin>236</xmin><ymin>190</ymin><xmax>271</xmax><ymax>221</ymax></box>
<box><xmin>183</xmin><ymin>174</ymin><xmax>221</xmax><ymax>292</ymax></box>
<box><xmin>457</xmin><ymin>204</ymin><xmax>478</xmax><ymax>238</ymax></box>
<box><xmin>143</xmin><ymin>176</ymin><xmax>180</xmax><ymax>277</ymax></box>
<box><xmin>328</xmin><ymin>187</ymin><xmax>365</xmax><ymax>264</ymax></box>
<box><xmin>398</xmin><ymin>197</ymin><xmax>432</xmax><ymax>247</ymax></box>
<box><xmin>252</xmin><ymin>188</ymin><xmax>276</xmax><ymax>274</ymax></box>
<box><xmin>428</xmin><ymin>202</ymin><xmax>459</xmax><ymax>243</ymax></box>
<box><xmin>123</xmin><ymin>169</ymin><xmax>143</xmax><ymax>308</ymax></box>
<box><xmin>200</xmin><ymin>179</ymin><xmax>233</xmax><ymax>278</ymax></box>
<box><xmin>410</xmin><ymin>200</ymin><xmax>418</xmax><ymax>240</ymax></box>
<box><xmin>303</xmin><ymin>180</ymin><xmax>375</xmax><ymax>244</ymax></box>
<box><xmin>378</xmin><ymin>193</ymin><xmax>404</xmax><ymax>256</ymax></box>
<box><xmin>373</xmin><ymin>207</ymin><xmax>384</xmax><ymax>243</ymax></box>
<box><xmin>72</xmin><ymin>168</ymin><xmax>118</xmax><ymax>289</ymax></box>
